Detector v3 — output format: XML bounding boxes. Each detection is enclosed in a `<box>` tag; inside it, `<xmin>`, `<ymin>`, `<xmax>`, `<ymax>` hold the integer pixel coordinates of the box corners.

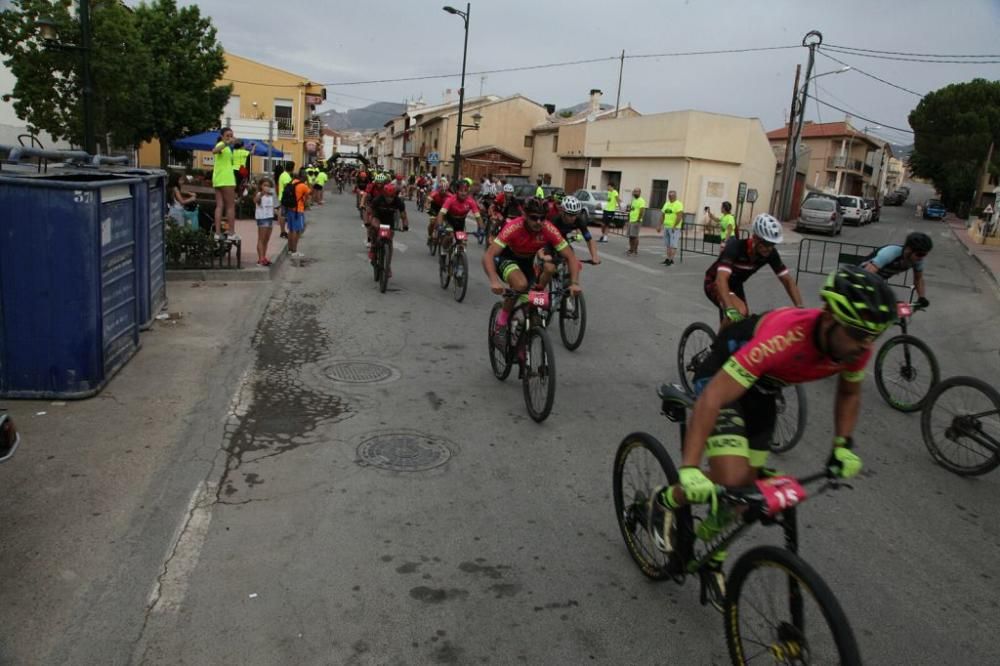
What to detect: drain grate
<box><xmin>357</xmin><ymin>433</ymin><xmax>452</xmax><ymax>472</ymax></box>
<box><xmin>324</xmin><ymin>361</ymin><xmax>395</xmax><ymax>384</ymax></box>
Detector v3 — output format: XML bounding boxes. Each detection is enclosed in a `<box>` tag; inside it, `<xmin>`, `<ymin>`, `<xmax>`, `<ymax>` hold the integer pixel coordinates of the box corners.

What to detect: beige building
<box><xmin>884</xmin><ymin>156</ymin><xmax>905</xmax><ymax>194</ymax></box>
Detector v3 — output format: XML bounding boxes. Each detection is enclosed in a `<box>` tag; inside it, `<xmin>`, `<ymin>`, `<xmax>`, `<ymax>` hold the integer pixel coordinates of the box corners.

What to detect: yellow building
<box><xmin>138</xmin><ymin>52</ymin><xmax>326</xmax><ymax>173</ymax></box>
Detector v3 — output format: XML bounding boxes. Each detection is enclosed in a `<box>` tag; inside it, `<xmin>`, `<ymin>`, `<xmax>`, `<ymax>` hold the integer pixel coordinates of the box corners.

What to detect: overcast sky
<box><xmin>176</xmin><ymin>0</ymin><xmax>1000</xmax><ymax>145</ymax></box>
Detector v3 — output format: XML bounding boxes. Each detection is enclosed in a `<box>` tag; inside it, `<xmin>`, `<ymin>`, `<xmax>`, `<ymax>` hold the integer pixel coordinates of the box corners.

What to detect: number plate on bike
<box><xmin>378</xmin><ymin>224</ymin><xmax>392</xmax><ymax>238</ymax></box>
<box><xmin>454</xmin><ymin>231</ymin><xmax>468</xmax><ymax>241</ymax></box>
<box><xmin>528</xmin><ymin>290</ymin><xmax>550</xmax><ymax>309</ymax></box>
<box><xmin>896</xmin><ymin>302</ymin><xmax>912</xmax><ymax>318</ymax></box>
<box><xmin>755</xmin><ymin>476</ymin><xmax>807</xmax><ymax>516</ymax></box>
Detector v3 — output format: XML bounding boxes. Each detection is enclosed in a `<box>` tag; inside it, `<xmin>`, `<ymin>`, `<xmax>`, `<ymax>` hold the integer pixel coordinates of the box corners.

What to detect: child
<box><xmin>254</xmin><ymin>179</ymin><xmax>276</xmax><ymax>266</ymax></box>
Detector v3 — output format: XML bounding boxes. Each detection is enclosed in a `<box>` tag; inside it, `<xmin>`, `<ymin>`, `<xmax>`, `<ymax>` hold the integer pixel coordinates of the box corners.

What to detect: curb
<box><xmin>166</xmin><ymin>246</ymin><xmax>289</xmax><ymax>283</ymax></box>
<box><xmin>944</xmin><ymin>217</ymin><xmax>999</xmax><ymax>289</ymax></box>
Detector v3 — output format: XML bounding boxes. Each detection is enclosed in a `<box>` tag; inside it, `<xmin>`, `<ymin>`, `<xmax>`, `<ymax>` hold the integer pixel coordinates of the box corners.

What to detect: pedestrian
<box><xmin>232</xmin><ymin>141</ymin><xmax>254</xmax><ymax>196</ymax></box>
<box><xmin>212</xmin><ymin>127</ymin><xmax>237</xmax><ymax>239</ymax></box>
<box><xmin>277</xmin><ymin>162</ymin><xmax>294</xmax><ymax>239</ymax></box>
<box><xmin>660</xmin><ymin>189</ymin><xmax>684</xmax><ymax>265</ymax></box>
<box><xmin>283</xmin><ymin>172</ymin><xmax>312</xmax><ymax>259</ymax></box>
<box><xmin>254</xmin><ymin>178</ymin><xmax>275</xmax><ymax>266</ymax></box>
<box><xmin>600</xmin><ymin>182</ymin><xmax>619</xmax><ymax>242</ymax></box>
<box><xmin>626</xmin><ymin>187</ymin><xmax>646</xmax><ymax>256</ymax></box>
<box><xmin>535</xmin><ymin>178</ymin><xmax>545</xmax><ymax>198</ymax></box>
<box><xmin>707</xmin><ymin>201</ymin><xmax>736</xmax><ymax>242</ymax></box>
<box><xmin>315</xmin><ymin>168</ymin><xmax>328</xmax><ymax>205</ymax></box>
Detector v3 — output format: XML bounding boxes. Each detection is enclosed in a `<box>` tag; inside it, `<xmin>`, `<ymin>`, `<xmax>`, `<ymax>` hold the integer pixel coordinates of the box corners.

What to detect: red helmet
<box><xmin>383</xmin><ymin>183</ymin><xmax>397</xmax><ymax>196</ymax></box>
<box><xmin>359</xmin><ymin>171</ymin><xmax>368</xmax><ymax>179</ymax></box>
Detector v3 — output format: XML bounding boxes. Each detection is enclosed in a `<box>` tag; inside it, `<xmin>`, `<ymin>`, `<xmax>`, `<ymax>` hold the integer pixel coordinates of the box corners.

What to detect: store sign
<box><xmin>746</xmin><ymin>188</ymin><xmax>758</xmax><ymax>204</ymax></box>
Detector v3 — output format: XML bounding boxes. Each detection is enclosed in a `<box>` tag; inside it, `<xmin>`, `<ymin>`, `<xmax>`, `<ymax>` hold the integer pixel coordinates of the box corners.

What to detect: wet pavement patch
<box><xmin>357</xmin><ymin>432</ymin><xmax>453</xmax><ymax>472</ymax></box>
<box><xmin>322</xmin><ymin>360</ymin><xmax>399</xmax><ymax>385</ymax></box>
<box><xmin>409</xmin><ymin>586</ymin><xmax>469</xmax><ymax>604</ymax></box>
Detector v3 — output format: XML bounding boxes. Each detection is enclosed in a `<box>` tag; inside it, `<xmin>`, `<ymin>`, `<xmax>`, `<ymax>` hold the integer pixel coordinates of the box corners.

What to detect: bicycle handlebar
<box><xmin>716</xmin><ymin>469</ymin><xmax>843</xmax><ymax>509</ymax></box>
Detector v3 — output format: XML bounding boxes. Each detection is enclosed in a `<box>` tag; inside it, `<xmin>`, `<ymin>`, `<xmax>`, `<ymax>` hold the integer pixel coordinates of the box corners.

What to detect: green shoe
<box><xmin>695</xmin><ymin>507</ymin><xmax>735</xmax><ymax>542</ymax></box>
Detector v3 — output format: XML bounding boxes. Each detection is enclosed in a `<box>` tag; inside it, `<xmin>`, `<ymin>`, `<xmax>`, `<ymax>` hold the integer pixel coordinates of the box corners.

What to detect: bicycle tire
<box><xmin>612</xmin><ymin>432</ymin><xmax>691</xmax><ymax>581</ymax></box>
<box><xmin>378</xmin><ymin>239</ymin><xmax>390</xmax><ymax>294</ymax></box>
<box><xmin>522</xmin><ymin>328</ymin><xmax>556</xmax><ymax>422</ymax></box>
<box><xmin>769</xmin><ymin>384</ymin><xmax>808</xmax><ymax>454</ymax></box>
<box><xmin>725</xmin><ymin>545</ymin><xmax>862</xmax><ymax>666</ymax></box>
<box><xmin>487</xmin><ymin>303</ymin><xmax>513</xmax><ymax>381</ymax></box>
<box><xmin>453</xmin><ymin>249</ymin><xmax>469</xmax><ymax>303</ymax></box>
<box><xmin>439</xmin><ymin>246</ymin><xmax>451</xmax><ymax>289</ymax></box>
<box><xmin>558</xmin><ymin>292</ymin><xmax>587</xmax><ymax>351</ymax></box>
<box><xmin>920</xmin><ymin>375</ymin><xmax>1000</xmax><ymax>476</ymax></box>
<box><xmin>677</xmin><ymin>322</ymin><xmax>717</xmax><ymax>396</ymax></box>
<box><xmin>372</xmin><ymin>241</ymin><xmax>381</xmax><ymax>282</ymax></box>
<box><xmin>875</xmin><ymin>334</ymin><xmax>940</xmax><ymax>412</ymax></box>
<box><xmin>428</xmin><ymin>234</ymin><xmax>438</xmax><ymax>256</ymax></box>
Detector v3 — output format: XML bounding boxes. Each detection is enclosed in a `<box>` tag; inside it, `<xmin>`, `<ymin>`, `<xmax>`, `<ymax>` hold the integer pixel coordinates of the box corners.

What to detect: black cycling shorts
<box><xmin>495</xmin><ymin>254</ymin><xmax>537</xmax><ymax>286</ymax></box>
<box><xmin>445</xmin><ymin>215</ymin><xmax>467</xmax><ymax>233</ymax></box>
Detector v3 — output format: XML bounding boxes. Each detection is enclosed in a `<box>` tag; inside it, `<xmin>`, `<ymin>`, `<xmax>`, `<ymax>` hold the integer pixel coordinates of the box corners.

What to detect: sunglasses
<box><xmin>913</xmin><ymin>252</ymin><xmax>927</xmax><ymax>259</ymax></box>
<box><xmin>527</xmin><ymin>214</ymin><xmax>544</xmax><ymax>222</ymax></box>
<box><xmin>756</xmin><ymin>239</ymin><xmax>776</xmax><ymax>248</ymax></box>
<box><xmin>841</xmin><ymin>323</ymin><xmax>878</xmax><ymax>343</ymax></box>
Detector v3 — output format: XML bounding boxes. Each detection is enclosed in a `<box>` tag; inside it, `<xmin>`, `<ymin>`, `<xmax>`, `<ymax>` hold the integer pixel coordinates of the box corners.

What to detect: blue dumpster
<box><xmin>0</xmin><ymin>172</ymin><xmax>142</xmax><ymax>398</ymax></box>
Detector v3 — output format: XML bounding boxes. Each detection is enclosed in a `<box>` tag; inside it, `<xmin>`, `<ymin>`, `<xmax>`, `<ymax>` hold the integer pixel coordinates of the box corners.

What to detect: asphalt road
<box><xmin>8</xmin><ymin>181</ymin><xmax>1000</xmax><ymax>664</ymax></box>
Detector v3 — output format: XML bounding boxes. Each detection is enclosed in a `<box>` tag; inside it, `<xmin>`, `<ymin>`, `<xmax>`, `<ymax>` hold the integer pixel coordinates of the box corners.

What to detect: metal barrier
<box><xmin>678</xmin><ymin>222</ymin><xmax>749</xmax><ymax>262</ymax></box>
<box><xmin>794</xmin><ymin>238</ymin><xmax>911</xmax><ymax>289</ymax></box>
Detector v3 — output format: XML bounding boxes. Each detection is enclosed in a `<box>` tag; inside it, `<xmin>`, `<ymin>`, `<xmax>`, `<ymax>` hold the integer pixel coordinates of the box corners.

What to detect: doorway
<box><xmin>564</xmin><ymin>169</ymin><xmax>585</xmax><ymax>193</ymax></box>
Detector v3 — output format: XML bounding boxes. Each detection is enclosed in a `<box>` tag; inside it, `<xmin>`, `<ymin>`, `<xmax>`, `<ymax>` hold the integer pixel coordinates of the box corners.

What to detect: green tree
<box><xmin>0</xmin><ymin>0</ymin><xmax>152</xmax><ymax>151</ymax></box>
<box><xmin>133</xmin><ymin>0</ymin><xmax>231</xmax><ymax>168</ymax></box>
<box><xmin>908</xmin><ymin>78</ymin><xmax>1000</xmax><ymax>211</ymax></box>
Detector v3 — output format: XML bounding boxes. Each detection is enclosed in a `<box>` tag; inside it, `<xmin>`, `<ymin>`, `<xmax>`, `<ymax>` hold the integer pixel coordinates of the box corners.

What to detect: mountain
<box><xmin>318</xmin><ymin>102</ymin><xmax>406</xmax><ymax>131</ymax></box>
<box><xmin>890</xmin><ymin>143</ymin><xmax>914</xmax><ymax>159</ymax></box>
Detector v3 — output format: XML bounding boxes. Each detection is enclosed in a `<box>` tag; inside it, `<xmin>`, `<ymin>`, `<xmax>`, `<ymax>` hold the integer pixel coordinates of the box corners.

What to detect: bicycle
<box><xmin>416</xmin><ymin>187</ymin><xmax>426</xmax><ymax>211</ymax></box>
<box><xmin>677</xmin><ymin>321</ymin><xmax>806</xmax><ymax>453</ymax></box>
<box><xmin>487</xmin><ymin>289</ymin><xmax>557</xmax><ymax>422</ymax></box>
<box><xmin>372</xmin><ymin>223</ymin><xmax>405</xmax><ymax>294</ymax></box>
<box><xmin>438</xmin><ymin>227</ymin><xmax>470</xmax><ymax>303</ymax></box>
<box><xmin>873</xmin><ymin>300</ymin><xmax>938</xmax><ymax>412</ymax></box>
<box><xmin>920</xmin><ymin>375</ymin><xmax>1000</xmax><ymax>476</ymax></box>
<box><xmin>612</xmin><ymin>383</ymin><xmax>862</xmax><ymax>665</ymax></box>
<box><xmin>545</xmin><ymin>247</ymin><xmax>589</xmax><ymax>351</ymax></box>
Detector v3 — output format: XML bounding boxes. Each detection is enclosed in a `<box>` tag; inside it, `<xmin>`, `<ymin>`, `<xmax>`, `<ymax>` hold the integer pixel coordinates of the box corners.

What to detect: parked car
<box><xmin>803</xmin><ymin>191</ymin><xmax>838</xmax><ymax>204</ymax></box>
<box><xmin>860</xmin><ymin>200</ymin><xmax>873</xmax><ymax>225</ymax></box>
<box><xmin>864</xmin><ymin>198</ymin><xmax>881</xmax><ymax>222</ymax></box>
<box><xmin>0</xmin><ymin>410</ymin><xmax>21</xmax><ymax>463</ymax></box>
<box><xmin>923</xmin><ymin>199</ymin><xmax>947</xmax><ymax>220</ymax></box>
<box><xmin>837</xmin><ymin>195</ymin><xmax>866</xmax><ymax>226</ymax></box>
<box><xmin>795</xmin><ymin>196</ymin><xmax>842</xmax><ymax>235</ymax></box>
<box><xmin>571</xmin><ymin>189</ymin><xmax>607</xmax><ymax>225</ymax></box>
<box><xmin>883</xmin><ymin>191</ymin><xmax>905</xmax><ymax>206</ymax></box>
<box><xmin>512</xmin><ymin>184</ymin><xmax>564</xmax><ymax>201</ymax></box>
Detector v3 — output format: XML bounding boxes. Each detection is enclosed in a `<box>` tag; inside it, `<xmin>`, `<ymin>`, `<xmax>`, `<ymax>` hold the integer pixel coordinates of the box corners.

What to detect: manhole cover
<box><xmin>324</xmin><ymin>361</ymin><xmax>395</xmax><ymax>384</ymax></box>
<box><xmin>357</xmin><ymin>433</ymin><xmax>452</xmax><ymax>472</ymax></box>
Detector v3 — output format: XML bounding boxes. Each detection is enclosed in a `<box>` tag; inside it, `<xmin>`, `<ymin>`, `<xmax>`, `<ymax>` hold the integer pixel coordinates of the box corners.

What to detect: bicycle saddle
<box><xmin>658</xmin><ymin>383</ymin><xmax>693</xmax><ymax>421</ymax></box>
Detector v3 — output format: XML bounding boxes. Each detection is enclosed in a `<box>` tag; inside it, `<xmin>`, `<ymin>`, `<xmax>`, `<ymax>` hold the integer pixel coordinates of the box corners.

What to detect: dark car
<box><xmin>864</xmin><ymin>198</ymin><xmax>881</xmax><ymax>223</ymax></box>
<box><xmin>923</xmin><ymin>199</ymin><xmax>947</xmax><ymax>220</ymax></box>
<box><xmin>0</xmin><ymin>410</ymin><xmax>21</xmax><ymax>463</ymax></box>
<box><xmin>513</xmin><ymin>184</ymin><xmax>564</xmax><ymax>201</ymax></box>
<box><xmin>883</xmin><ymin>191</ymin><xmax>905</xmax><ymax>206</ymax></box>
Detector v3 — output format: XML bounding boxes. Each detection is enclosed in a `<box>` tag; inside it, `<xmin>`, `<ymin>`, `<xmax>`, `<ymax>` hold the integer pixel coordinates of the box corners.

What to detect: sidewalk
<box><xmin>945</xmin><ymin>215</ymin><xmax>1000</xmax><ymax>286</ymax></box>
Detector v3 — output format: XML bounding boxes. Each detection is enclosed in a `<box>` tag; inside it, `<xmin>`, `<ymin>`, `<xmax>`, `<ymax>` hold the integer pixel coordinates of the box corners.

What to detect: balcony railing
<box><xmin>304</xmin><ymin>119</ymin><xmax>322</xmax><ymax>138</ymax></box>
<box><xmin>826</xmin><ymin>155</ymin><xmax>864</xmax><ymax>173</ymax></box>
<box><xmin>276</xmin><ymin>118</ymin><xmax>294</xmax><ymax>137</ymax></box>
<box><xmin>403</xmin><ymin>141</ymin><xmax>418</xmax><ymax>156</ymax></box>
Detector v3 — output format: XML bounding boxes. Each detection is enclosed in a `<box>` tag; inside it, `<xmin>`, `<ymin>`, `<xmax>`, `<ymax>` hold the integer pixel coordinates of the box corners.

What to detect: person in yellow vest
<box><xmin>707</xmin><ymin>201</ymin><xmax>737</xmax><ymax>243</ymax></box>
<box><xmin>232</xmin><ymin>141</ymin><xmax>254</xmax><ymax>196</ymax></box>
<box><xmin>212</xmin><ymin>127</ymin><xmax>237</xmax><ymax>239</ymax></box>
<box><xmin>600</xmin><ymin>182</ymin><xmax>619</xmax><ymax>243</ymax></box>
<box><xmin>277</xmin><ymin>162</ymin><xmax>294</xmax><ymax>239</ymax></box>
<box><xmin>315</xmin><ymin>169</ymin><xmax>329</xmax><ymax>205</ymax></box>
<box><xmin>660</xmin><ymin>190</ymin><xmax>685</xmax><ymax>266</ymax></box>
<box><xmin>626</xmin><ymin>187</ymin><xmax>646</xmax><ymax>256</ymax></box>
<box><xmin>535</xmin><ymin>178</ymin><xmax>545</xmax><ymax>198</ymax></box>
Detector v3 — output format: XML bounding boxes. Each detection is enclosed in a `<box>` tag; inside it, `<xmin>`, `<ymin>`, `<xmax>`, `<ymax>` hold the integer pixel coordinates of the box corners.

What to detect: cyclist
<box><xmin>367</xmin><ymin>183</ymin><xmax>408</xmax><ymax>268</ymax></box>
<box><xmin>704</xmin><ymin>213</ymin><xmax>804</xmax><ymax>328</ymax></box>
<box><xmin>355</xmin><ymin>170</ymin><xmax>370</xmax><ymax>210</ymax></box>
<box><xmin>547</xmin><ymin>196</ymin><xmax>601</xmax><ymax>266</ymax></box>
<box><xmin>862</xmin><ymin>232</ymin><xmax>932</xmax><ymax>307</ymax></box>
<box><xmin>483</xmin><ymin>198</ymin><xmax>582</xmax><ymax>337</ymax></box>
<box><xmin>500</xmin><ymin>184</ymin><xmax>522</xmax><ymax>220</ymax></box>
<box><xmin>434</xmin><ymin>179</ymin><xmax>483</xmax><ymax>247</ymax></box>
<box><xmin>651</xmin><ymin>266</ymin><xmax>897</xmax><ymax>579</ymax></box>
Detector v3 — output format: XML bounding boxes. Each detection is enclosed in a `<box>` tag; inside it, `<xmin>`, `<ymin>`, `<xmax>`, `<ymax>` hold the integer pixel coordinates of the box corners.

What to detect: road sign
<box><xmin>746</xmin><ymin>188</ymin><xmax>758</xmax><ymax>204</ymax></box>
<box><xmin>737</xmin><ymin>181</ymin><xmax>748</xmax><ymax>203</ymax></box>
<box><xmin>426</xmin><ymin>152</ymin><xmax>440</xmax><ymax>166</ymax></box>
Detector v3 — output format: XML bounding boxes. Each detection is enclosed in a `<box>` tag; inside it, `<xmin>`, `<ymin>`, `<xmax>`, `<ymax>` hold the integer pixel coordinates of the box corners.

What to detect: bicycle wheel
<box><xmin>379</xmin><ymin>240</ymin><xmax>391</xmax><ymax>294</ymax></box>
<box><xmin>612</xmin><ymin>432</ymin><xmax>691</xmax><ymax>581</ymax></box>
<box><xmin>487</xmin><ymin>303</ymin><xmax>513</xmax><ymax>381</ymax></box>
<box><xmin>920</xmin><ymin>375</ymin><xmax>1000</xmax><ymax>476</ymax></box>
<box><xmin>874</xmin><ymin>334</ymin><xmax>940</xmax><ymax>412</ymax></box>
<box><xmin>769</xmin><ymin>384</ymin><xmax>808</xmax><ymax>454</ymax></box>
<box><xmin>439</xmin><ymin>246</ymin><xmax>451</xmax><ymax>289</ymax></box>
<box><xmin>522</xmin><ymin>328</ymin><xmax>556</xmax><ymax>422</ymax></box>
<box><xmin>452</xmin><ymin>249</ymin><xmax>469</xmax><ymax>303</ymax></box>
<box><xmin>725</xmin><ymin>545</ymin><xmax>862</xmax><ymax>665</ymax></box>
<box><xmin>677</xmin><ymin>322</ymin><xmax>717</xmax><ymax>396</ymax></box>
<box><xmin>558</xmin><ymin>292</ymin><xmax>587</xmax><ymax>351</ymax></box>
<box><xmin>372</xmin><ymin>241</ymin><xmax>381</xmax><ymax>282</ymax></box>
<box><xmin>428</xmin><ymin>234</ymin><xmax>438</xmax><ymax>256</ymax></box>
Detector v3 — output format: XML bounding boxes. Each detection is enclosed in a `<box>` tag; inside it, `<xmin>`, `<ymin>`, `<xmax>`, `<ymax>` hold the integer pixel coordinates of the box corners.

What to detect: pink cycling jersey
<box><xmin>724</xmin><ymin>307</ymin><xmax>871</xmax><ymax>389</ymax></box>
<box><xmin>493</xmin><ymin>217</ymin><xmax>568</xmax><ymax>258</ymax></box>
<box><xmin>440</xmin><ymin>194</ymin><xmax>480</xmax><ymax>219</ymax></box>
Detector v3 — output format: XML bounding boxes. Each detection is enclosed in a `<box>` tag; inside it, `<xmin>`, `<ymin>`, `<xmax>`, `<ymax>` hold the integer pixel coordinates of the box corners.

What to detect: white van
<box><xmin>837</xmin><ymin>195</ymin><xmax>865</xmax><ymax>226</ymax></box>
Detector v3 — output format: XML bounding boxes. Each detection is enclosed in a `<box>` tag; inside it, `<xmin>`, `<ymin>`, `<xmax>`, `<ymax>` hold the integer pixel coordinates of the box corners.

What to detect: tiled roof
<box><xmin>766</xmin><ymin>121</ymin><xmax>870</xmax><ymax>141</ymax></box>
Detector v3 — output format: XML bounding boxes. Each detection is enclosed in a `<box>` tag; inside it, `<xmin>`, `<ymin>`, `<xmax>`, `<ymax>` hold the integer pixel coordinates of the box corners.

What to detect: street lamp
<box><xmin>442</xmin><ymin>3</ymin><xmax>470</xmax><ymax>181</ymax></box>
<box><xmin>460</xmin><ymin>110</ymin><xmax>482</xmax><ymax>138</ymax></box>
<box><xmin>36</xmin><ymin>3</ymin><xmax>95</xmax><ymax>155</ymax></box>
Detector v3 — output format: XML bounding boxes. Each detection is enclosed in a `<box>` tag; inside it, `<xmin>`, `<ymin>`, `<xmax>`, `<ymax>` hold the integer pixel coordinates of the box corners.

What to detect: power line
<box><xmin>820</xmin><ymin>46</ymin><xmax>1000</xmax><ymax>64</ymax></box>
<box><xmin>806</xmin><ymin>95</ymin><xmax>913</xmax><ymax>134</ymax></box>
<box><xmin>817</xmin><ymin>50</ymin><xmax>925</xmax><ymax>98</ymax></box>
<box><xmin>627</xmin><ymin>44</ymin><xmax>799</xmax><ymax>60</ymax></box>
<box><xmin>824</xmin><ymin>43</ymin><xmax>1000</xmax><ymax>59</ymax></box>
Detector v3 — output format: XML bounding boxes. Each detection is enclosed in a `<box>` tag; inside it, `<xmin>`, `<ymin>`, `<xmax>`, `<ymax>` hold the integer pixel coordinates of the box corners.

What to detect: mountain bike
<box><xmin>416</xmin><ymin>187</ymin><xmax>426</xmax><ymax>211</ymax></box>
<box><xmin>677</xmin><ymin>321</ymin><xmax>806</xmax><ymax>453</ymax></box>
<box><xmin>487</xmin><ymin>289</ymin><xmax>557</xmax><ymax>422</ymax></box>
<box><xmin>874</xmin><ymin>300</ymin><xmax>939</xmax><ymax>412</ymax></box>
<box><xmin>438</xmin><ymin>228</ymin><xmax>470</xmax><ymax>303</ymax></box>
<box><xmin>612</xmin><ymin>383</ymin><xmax>861</xmax><ymax>665</ymax></box>
<box><xmin>920</xmin><ymin>375</ymin><xmax>1000</xmax><ymax>476</ymax></box>
<box><xmin>372</xmin><ymin>223</ymin><xmax>404</xmax><ymax>294</ymax></box>
<box><xmin>545</xmin><ymin>249</ymin><xmax>589</xmax><ymax>351</ymax></box>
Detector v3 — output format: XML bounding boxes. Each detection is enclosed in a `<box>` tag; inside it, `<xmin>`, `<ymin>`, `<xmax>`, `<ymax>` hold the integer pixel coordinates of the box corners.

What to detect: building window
<box><xmin>590</xmin><ymin>158</ymin><xmax>602</xmax><ymax>167</ymax></box>
<box><xmin>433</xmin><ymin>137</ymin><xmax>438</xmax><ymax>150</ymax></box>
<box><xmin>524</xmin><ymin>135</ymin><xmax>533</xmax><ymax>148</ymax></box>
<box><xmin>274</xmin><ymin>99</ymin><xmax>294</xmax><ymax>136</ymax></box>
<box><xmin>650</xmin><ymin>179</ymin><xmax>670</xmax><ymax>209</ymax></box>
<box><xmin>552</xmin><ymin>135</ymin><xmax>559</xmax><ymax>153</ymax></box>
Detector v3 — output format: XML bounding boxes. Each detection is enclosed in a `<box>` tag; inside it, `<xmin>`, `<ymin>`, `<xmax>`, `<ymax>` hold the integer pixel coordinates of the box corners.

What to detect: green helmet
<box><xmin>819</xmin><ymin>266</ymin><xmax>898</xmax><ymax>335</ymax></box>
<box><xmin>374</xmin><ymin>172</ymin><xmax>389</xmax><ymax>184</ymax></box>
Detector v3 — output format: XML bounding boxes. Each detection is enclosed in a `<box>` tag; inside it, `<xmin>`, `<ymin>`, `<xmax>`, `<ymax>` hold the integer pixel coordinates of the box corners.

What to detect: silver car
<box><xmin>573</xmin><ymin>189</ymin><xmax>612</xmax><ymax>226</ymax></box>
<box><xmin>795</xmin><ymin>197</ymin><xmax>842</xmax><ymax>235</ymax></box>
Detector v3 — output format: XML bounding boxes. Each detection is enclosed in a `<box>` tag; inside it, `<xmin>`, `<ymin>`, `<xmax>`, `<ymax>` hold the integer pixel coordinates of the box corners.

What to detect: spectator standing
<box><xmin>707</xmin><ymin>201</ymin><xmax>736</xmax><ymax>242</ymax></box>
<box><xmin>232</xmin><ymin>141</ymin><xmax>254</xmax><ymax>196</ymax></box>
<box><xmin>212</xmin><ymin>127</ymin><xmax>237</xmax><ymax>238</ymax></box>
<box><xmin>626</xmin><ymin>187</ymin><xmax>646</xmax><ymax>256</ymax></box>
<box><xmin>169</xmin><ymin>174</ymin><xmax>199</xmax><ymax>228</ymax></box>
<box><xmin>660</xmin><ymin>189</ymin><xmax>684</xmax><ymax>266</ymax></box>
<box><xmin>254</xmin><ymin>178</ymin><xmax>275</xmax><ymax>266</ymax></box>
<box><xmin>277</xmin><ymin>162</ymin><xmax>294</xmax><ymax>239</ymax></box>
<box><xmin>315</xmin><ymin>169</ymin><xmax>328</xmax><ymax>205</ymax></box>
<box><xmin>283</xmin><ymin>173</ymin><xmax>311</xmax><ymax>259</ymax></box>
<box><xmin>535</xmin><ymin>178</ymin><xmax>544</xmax><ymax>198</ymax></box>
<box><xmin>600</xmin><ymin>182</ymin><xmax>619</xmax><ymax>242</ymax></box>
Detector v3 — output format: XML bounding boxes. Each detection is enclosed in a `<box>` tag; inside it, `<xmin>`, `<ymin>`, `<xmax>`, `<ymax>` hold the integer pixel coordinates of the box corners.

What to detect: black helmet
<box><xmin>905</xmin><ymin>232</ymin><xmax>933</xmax><ymax>253</ymax></box>
<box><xmin>819</xmin><ymin>266</ymin><xmax>898</xmax><ymax>335</ymax></box>
<box><xmin>523</xmin><ymin>197</ymin><xmax>546</xmax><ymax>218</ymax></box>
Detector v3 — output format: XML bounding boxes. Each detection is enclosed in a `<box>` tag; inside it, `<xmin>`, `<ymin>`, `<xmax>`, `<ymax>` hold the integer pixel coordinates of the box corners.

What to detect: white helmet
<box><xmin>560</xmin><ymin>196</ymin><xmax>583</xmax><ymax>214</ymax></box>
<box><xmin>503</xmin><ymin>183</ymin><xmax>514</xmax><ymax>193</ymax></box>
<box><xmin>751</xmin><ymin>213</ymin><xmax>783</xmax><ymax>244</ymax></box>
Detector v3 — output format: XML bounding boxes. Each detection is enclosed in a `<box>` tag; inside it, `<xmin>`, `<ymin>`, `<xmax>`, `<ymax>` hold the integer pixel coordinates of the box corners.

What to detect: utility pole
<box><xmin>614</xmin><ymin>50</ymin><xmax>625</xmax><ymax>117</ymax></box>
<box><xmin>777</xmin><ymin>64</ymin><xmax>801</xmax><ymax>220</ymax></box>
<box><xmin>445</xmin><ymin>3</ymin><xmax>471</xmax><ymax>181</ymax></box>
<box><xmin>781</xmin><ymin>30</ymin><xmax>822</xmax><ymax>221</ymax></box>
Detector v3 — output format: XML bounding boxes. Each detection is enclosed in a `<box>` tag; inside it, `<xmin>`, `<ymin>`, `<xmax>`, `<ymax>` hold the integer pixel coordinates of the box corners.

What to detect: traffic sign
<box><xmin>426</xmin><ymin>151</ymin><xmax>441</xmax><ymax>165</ymax></box>
<box><xmin>746</xmin><ymin>188</ymin><xmax>758</xmax><ymax>204</ymax></box>
<box><xmin>737</xmin><ymin>181</ymin><xmax>748</xmax><ymax>203</ymax></box>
